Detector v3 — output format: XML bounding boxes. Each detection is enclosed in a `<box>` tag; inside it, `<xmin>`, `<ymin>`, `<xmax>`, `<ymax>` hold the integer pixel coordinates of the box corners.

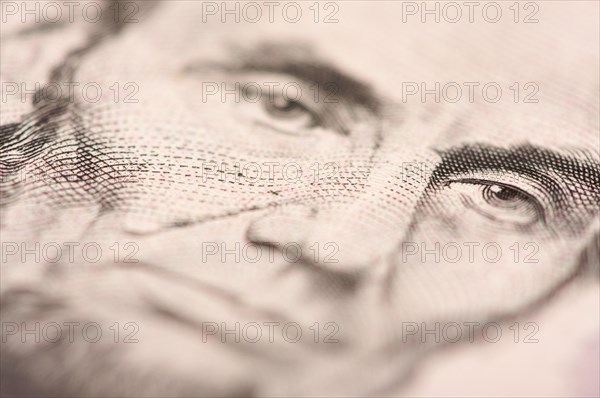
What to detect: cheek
<box><xmin>77</xmin><ymin>101</ymin><xmax>376</xmax><ymax>228</ymax></box>
<box><xmin>391</xmin><ymin>216</ymin><xmax>580</xmax><ymax>322</ymax></box>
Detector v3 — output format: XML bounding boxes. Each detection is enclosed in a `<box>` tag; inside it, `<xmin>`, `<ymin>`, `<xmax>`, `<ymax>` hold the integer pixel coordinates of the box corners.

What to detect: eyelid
<box><xmin>189</xmin><ymin>66</ymin><xmax>365</xmax><ymax>136</ymax></box>
<box><xmin>213</xmin><ymin>68</ymin><xmax>348</xmax><ymax>114</ymax></box>
<box><xmin>445</xmin><ymin>171</ymin><xmax>556</xmax><ymax>221</ymax></box>
<box><xmin>456</xmin><ymin>179</ymin><xmax>547</xmax><ymax>224</ymax></box>
<box><xmin>242</xmin><ymin>76</ymin><xmax>325</xmax><ymax>123</ymax></box>
<box><xmin>185</xmin><ymin>59</ymin><xmax>383</xmax><ymax>115</ymax></box>
<box><xmin>235</xmin><ymin>72</ymin><xmax>357</xmax><ymax>135</ymax></box>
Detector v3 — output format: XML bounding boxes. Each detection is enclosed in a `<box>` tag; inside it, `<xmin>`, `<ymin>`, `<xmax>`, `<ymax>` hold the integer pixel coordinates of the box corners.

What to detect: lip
<box><xmin>106</xmin><ymin>239</ymin><xmax>300</xmax><ymax>323</ymax></box>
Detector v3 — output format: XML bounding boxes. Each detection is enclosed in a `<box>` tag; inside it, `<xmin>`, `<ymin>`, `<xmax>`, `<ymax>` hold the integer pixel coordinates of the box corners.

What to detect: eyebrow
<box><xmin>185</xmin><ymin>43</ymin><xmax>382</xmax><ymax>115</ymax></box>
<box><xmin>238</xmin><ymin>60</ymin><xmax>382</xmax><ymax>114</ymax></box>
<box><xmin>430</xmin><ymin>144</ymin><xmax>600</xmax><ymax>209</ymax></box>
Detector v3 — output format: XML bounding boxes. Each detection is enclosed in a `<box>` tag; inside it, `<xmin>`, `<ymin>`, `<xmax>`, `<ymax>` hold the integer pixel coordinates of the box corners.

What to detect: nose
<box><xmin>247</xmin><ymin>150</ymin><xmax>437</xmax><ymax>274</ymax></box>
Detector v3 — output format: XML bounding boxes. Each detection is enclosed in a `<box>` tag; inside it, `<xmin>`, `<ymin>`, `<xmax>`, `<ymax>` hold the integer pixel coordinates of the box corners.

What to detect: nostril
<box><xmin>246</xmin><ymin>204</ymin><xmax>316</xmax><ymax>247</ymax></box>
<box><xmin>246</xmin><ymin>204</ymin><xmax>345</xmax><ymax>269</ymax></box>
<box><xmin>246</xmin><ymin>204</ymin><xmax>375</xmax><ymax>274</ymax></box>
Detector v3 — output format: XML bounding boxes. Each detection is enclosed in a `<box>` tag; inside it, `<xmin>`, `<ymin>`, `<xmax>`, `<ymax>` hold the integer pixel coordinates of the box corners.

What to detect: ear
<box><xmin>1</xmin><ymin>1</ymin><xmax>157</xmax><ymax>125</ymax></box>
<box><xmin>2</xmin><ymin>4</ymin><xmax>92</xmax><ymax>125</ymax></box>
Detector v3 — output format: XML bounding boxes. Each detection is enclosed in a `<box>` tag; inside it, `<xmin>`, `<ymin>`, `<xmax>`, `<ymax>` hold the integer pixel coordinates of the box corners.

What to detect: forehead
<box><xmin>85</xmin><ymin>1</ymin><xmax>599</xmax><ymax>152</ymax></box>
<box><xmin>150</xmin><ymin>2</ymin><xmax>598</xmax><ymax>74</ymax></box>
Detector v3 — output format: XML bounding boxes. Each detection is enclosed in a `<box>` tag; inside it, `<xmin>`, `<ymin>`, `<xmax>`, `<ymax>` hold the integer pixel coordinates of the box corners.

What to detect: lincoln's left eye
<box><xmin>449</xmin><ymin>180</ymin><xmax>545</xmax><ymax>227</ymax></box>
<box><xmin>484</xmin><ymin>184</ymin><xmax>530</xmax><ymax>206</ymax></box>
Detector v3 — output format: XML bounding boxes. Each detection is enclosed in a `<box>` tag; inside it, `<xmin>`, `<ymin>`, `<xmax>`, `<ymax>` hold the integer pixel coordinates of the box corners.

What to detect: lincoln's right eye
<box><xmin>262</xmin><ymin>94</ymin><xmax>317</xmax><ymax>128</ymax></box>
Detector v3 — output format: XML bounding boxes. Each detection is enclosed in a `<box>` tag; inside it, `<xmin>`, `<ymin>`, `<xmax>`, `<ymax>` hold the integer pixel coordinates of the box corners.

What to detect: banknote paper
<box><xmin>0</xmin><ymin>0</ymin><xmax>599</xmax><ymax>396</ymax></box>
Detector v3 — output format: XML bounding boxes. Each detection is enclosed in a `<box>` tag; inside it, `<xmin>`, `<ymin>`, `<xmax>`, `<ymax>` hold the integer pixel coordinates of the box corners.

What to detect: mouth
<box><xmin>129</xmin><ymin>259</ymin><xmax>294</xmax><ymax>322</ymax></box>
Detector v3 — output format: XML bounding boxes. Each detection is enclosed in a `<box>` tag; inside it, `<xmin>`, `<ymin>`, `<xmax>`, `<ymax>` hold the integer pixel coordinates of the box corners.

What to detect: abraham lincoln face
<box><xmin>1</xmin><ymin>1</ymin><xmax>599</xmax><ymax>396</ymax></box>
